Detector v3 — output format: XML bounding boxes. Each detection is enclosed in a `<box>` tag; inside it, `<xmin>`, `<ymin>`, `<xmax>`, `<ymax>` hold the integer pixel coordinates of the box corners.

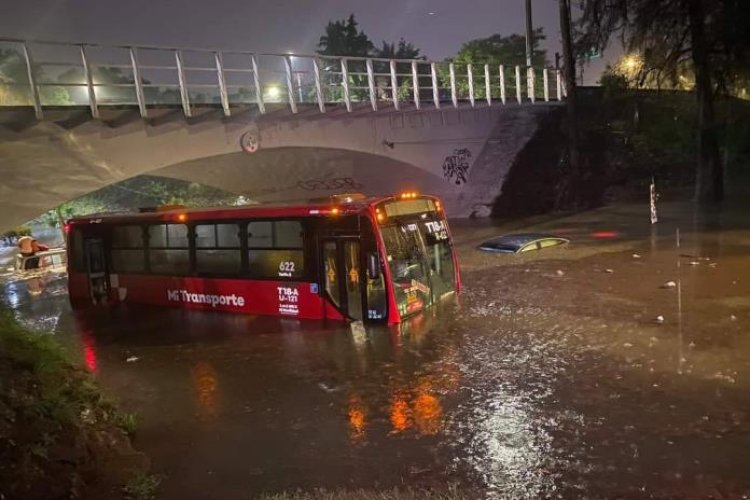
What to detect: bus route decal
<box><xmin>167</xmin><ymin>290</ymin><xmax>246</xmax><ymax>308</ymax></box>
<box><xmin>277</xmin><ymin>286</ymin><xmax>300</xmax><ymax>316</ymax></box>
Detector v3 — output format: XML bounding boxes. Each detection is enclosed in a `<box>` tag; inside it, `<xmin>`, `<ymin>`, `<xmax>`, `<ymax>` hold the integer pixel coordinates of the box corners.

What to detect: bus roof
<box><xmin>66</xmin><ymin>193</ymin><xmax>437</xmax><ymax>226</ymax></box>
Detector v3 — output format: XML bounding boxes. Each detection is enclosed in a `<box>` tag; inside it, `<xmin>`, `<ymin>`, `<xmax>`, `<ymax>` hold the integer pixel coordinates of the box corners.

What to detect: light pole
<box><xmin>525</xmin><ymin>0</ymin><xmax>533</xmax><ymax>68</ymax></box>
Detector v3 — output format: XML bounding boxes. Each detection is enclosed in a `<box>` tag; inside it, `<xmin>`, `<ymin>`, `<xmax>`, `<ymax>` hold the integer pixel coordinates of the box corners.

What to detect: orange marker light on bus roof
<box><xmin>399</xmin><ymin>191</ymin><xmax>419</xmax><ymax>199</ymax></box>
<box><xmin>330</xmin><ymin>207</ymin><xmax>340</xmax><ymax>216</ymax></box>
<box><xmin>177</xmin><ymin>213</ymin><xmax>188</xmax><ymax>222</ymax></box>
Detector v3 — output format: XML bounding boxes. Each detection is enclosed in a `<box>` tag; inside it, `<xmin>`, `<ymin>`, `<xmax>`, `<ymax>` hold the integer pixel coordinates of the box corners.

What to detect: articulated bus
<box><xmin>66</xmin><ymin>193</ymin><xmax>460</xmax><ymax>324</ymax></box>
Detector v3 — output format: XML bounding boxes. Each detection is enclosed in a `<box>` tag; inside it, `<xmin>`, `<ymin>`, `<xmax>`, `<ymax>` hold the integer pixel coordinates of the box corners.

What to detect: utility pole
<box><xmin>558</xmin><ymin>0</ymin><xmax>579</xmax><ymax>206</ymax></box>
<box><xmin>525</xmin><ymin>0</ymin><xmax>534</xmax><ymax>68</ymax></box>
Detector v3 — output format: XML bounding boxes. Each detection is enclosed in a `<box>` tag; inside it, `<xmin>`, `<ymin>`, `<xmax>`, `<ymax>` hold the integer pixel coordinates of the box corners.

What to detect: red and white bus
<box><xmin>66</xmin><ymin>193</ymin><xmax>460</xmax><ymax>324</ymax></box>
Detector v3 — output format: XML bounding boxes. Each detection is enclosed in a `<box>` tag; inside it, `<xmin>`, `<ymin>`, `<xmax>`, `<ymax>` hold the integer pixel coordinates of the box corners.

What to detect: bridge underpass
<box><xmin>0</xmin><ymin>102</ymin><xmax>560</xmax><ymax>231</ymax></box>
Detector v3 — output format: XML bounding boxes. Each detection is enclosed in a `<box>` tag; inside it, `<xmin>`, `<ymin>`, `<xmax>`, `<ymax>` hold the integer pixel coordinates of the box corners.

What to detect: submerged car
<box><xmin>478</xmin><ymin>233</ymin><xmax>569</xmax><ymax>254</ymax></box>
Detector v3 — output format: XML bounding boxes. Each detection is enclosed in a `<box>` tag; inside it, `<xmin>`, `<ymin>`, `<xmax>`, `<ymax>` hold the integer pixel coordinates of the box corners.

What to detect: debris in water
<box><xmin>126</xmin><ymin>356</ymin><xmax>139</xmax><ymax>363</ymax></box>
<box><xmin>604</xmin><ymin>268</ymin><xmax>614</xmax><ymax>274</ymax></box>
<box><xmin>660</xmin><ymin>281</ymin><xmax>677</xmax><ymax>289</ymax></box>
<box><xmin>556</xmin><ymin>270</ymin><xmax>565</xmax><ymax>276</ymax></box>
<box><xmin>655</xmin><ymin>315</ymin><xmax>665</xmax><ymax>324</ymax></box>
<box><xmin>730</xmin><ymin>315</ymin><xmax>737</xmax><ymax>321</ymax></box>
<box><xmin>689</xmin><ymin>261</ymin><xmax>700</xmax><ymax>266</ymax></box>
<box><xmin>632</xmin><ymin>253</ymin><xmax>642</xmax><ymax>259</ymax></box>
<box><xmin>317</xmin><ymin>382</ymin><xmax>340</xmax><ymax>393</ymax></box>
<box><xmin>709</xmin><ymin>262</ymin><xmax>718</xmax><ymax>268</ymax></box>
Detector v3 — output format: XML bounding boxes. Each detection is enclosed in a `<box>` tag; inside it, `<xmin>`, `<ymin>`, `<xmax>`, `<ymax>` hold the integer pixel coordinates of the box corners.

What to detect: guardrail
<box><xmin>0</xmin><ymin>38</ymin><xmax>565</xmax><ymax>120</ymax></box>
<box><xmin>14</xmin><ymin>248</ymin><xmax>67</xmax><ymax>272</ymax></box>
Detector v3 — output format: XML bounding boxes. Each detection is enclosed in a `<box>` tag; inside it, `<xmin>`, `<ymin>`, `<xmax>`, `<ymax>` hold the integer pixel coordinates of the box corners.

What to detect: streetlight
<box><xmin>264</xmin><ymin>84</ymin><xmax>281</xmax><ymax>102</ymax></box>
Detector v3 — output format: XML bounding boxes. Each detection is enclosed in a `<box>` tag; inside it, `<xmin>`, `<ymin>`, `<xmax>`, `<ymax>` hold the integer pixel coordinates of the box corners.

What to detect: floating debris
<box><xmin>126</xmin><ymin>356</ymin><xmax>139</xmax><ymax>363</ymax></box>
<box><xmin>655</xmin><ymin>315</ymin><xmax>665</xmax><ymax>324</ymax></box>
<box><xmin>660</xmin><ymin>281</ymin><xmax>677</xmax><ymax>289</ymax></box>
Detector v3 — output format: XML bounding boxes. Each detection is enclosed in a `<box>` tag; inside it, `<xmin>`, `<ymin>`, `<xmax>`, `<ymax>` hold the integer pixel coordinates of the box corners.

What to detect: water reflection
<box><xmin>80</xmin><ymin>329</ymin><xmax>98</xmax><ymax>373</ymax></box>
<box><xmin>413</xmin><ymin>381</ymin><xmax>443</xmax><ymax>435</ymax></box>
<box><xmin>389</xmin><ymin>391</ymin><xmax>411</xmax><ymax>434</ymax></box>
<box><xmin>347</xmin><ymin>392</ymin><xmax>367</xmax><ymax>443</ymax></box>
<box><xmin>191</xmin><ymin>361</ymin><xmax>221</xmax><ymax>422</ymax></box>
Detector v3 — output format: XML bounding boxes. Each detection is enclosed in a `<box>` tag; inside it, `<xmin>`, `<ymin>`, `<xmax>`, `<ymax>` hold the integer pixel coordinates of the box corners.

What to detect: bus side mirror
<box><xmin>367</xmin><ymin>252</ymin><xmax>380</xmax><ymax>280</ymax></box>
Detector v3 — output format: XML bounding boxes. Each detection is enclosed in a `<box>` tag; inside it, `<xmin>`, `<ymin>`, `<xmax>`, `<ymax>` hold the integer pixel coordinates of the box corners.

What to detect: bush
<box><xmin>1</xmin><ymin>225</ymin><xmax>31</xmax><ymax>245</ymax></box>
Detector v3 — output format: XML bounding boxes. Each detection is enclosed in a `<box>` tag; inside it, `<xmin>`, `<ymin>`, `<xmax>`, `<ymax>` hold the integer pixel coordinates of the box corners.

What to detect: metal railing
<box><xmin>0</xmin><ymin>38</ymin><xmax>565</xmax><ymax>120</ymax></box>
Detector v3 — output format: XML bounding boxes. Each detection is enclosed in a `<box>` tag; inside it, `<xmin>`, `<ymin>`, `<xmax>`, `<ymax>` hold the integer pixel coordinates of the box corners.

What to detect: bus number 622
<box><xmin>279</xmin><ymin>261</ymin><xmax>295</xmax><ymax>274</ymax></box>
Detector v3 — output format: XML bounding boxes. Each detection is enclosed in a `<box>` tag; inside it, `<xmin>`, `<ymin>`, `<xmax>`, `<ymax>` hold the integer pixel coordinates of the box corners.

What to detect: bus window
<box><xmin>148</xmin><ymin>224</ymin><xmax>190</xmax><ymax>275</ymax></box>
<box><xmin>247</xmin><ymin>220</ymin><xmax>305</xmax><ymax>280</ymax></box>
<box><xmin>111</xmin><ymin>225</ymin><xmax>145</xmax><ymax>273</ymax></box>
<box><xmin>275</xmin><ymin>220</ymin><xmax>304</xmax><ymax>248</ymax></box>
<box><xmin>195</xmin><ymin>223</ymin><xmax>241</xmax><ymax>274</ymax></box>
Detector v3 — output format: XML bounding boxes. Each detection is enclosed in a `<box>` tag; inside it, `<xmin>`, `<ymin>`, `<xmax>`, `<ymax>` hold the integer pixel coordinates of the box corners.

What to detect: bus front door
<box><xmin>83</xmin><ymin>238</ymin><xmax>108</xmax><ymax>305</ymax></box>
<box><xmin>322</xmin><ymin>239</ymin><xmax>364</xmax><ymax>321</ymax></box>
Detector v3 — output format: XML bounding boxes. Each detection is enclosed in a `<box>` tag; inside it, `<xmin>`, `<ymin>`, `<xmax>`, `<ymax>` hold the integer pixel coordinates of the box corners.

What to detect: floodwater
<box><xmin>3</xmin><ymin>202</ymin><xmax>750</xmax><ymax>499</ymax></box>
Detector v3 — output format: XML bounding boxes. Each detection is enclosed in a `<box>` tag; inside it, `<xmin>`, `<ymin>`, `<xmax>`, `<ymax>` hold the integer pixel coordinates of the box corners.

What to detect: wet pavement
<box><xmin>3</xmin><ymin>202</ymin><xmax>750</xmax><ymax>499</ymax></box>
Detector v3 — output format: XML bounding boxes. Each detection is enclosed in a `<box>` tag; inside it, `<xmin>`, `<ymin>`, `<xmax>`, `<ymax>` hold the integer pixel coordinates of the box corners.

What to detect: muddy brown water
<box><xmin>3</xmin><ymin>203</ymin><xmax>750</xmax><ymax>499</ymax></box>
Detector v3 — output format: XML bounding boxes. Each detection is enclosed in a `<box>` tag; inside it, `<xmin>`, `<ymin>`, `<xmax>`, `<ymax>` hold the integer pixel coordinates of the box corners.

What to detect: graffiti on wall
<box><xmin>442</xmin><ymin>148</ymin><xmax>472</xmax><ymax>185</ymax></box>
<box><xmin>297</xmin><ymin>177</ymin><xmax>364</xmax><ymax>191</ymax></box>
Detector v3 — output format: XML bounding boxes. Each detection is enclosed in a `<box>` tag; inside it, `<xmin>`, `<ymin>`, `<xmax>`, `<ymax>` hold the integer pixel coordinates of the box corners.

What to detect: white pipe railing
<box><xmin>0</xmin><ymin>38</ymin><xmax>563</xmax><ymax>120</ymax></box>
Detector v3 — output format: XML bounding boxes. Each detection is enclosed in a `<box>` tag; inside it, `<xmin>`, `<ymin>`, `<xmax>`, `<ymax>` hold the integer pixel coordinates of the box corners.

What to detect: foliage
<box><xmin>599</xmin><ymin>65</ymin><xmax>629</xmax><ymax>92</ymax></box>
<box><xmin>375</xmin><ymin>39</ymin><xmax>423</xmax><ymax>60</ymax></box>
<box><xmin>34</xmin><ymin>175</ymin><xmax>240</xmax><ymax>229</ymax></box>
<box><xmin>1</xmin><ymin>225</ymin><xmax>32</xmax><ymax>244</ymax></box>
<box><xmin>439</xmin><ymin>29</ymin><xmax>550</xmax><ymax>99</ymax></box>
<box><xmin>449</xmin><ymin>29</ymin><xmax>548</xmax><ymax>68</ymax></box>
<box><xmin>0</xmin><ymin>307</ymin><xmax>150</xmax><ymax>498</ymax></box>
<box><xmin>577</xmin><ymin>0</ymin><xmax>750</xmax><ymax>202</ymax></box>
<box><xmin>317</xmin><ymin>14</ymin><xmax>374</xmax><ymax>57</ymax></box>
<box><xmin>120</xmin><ymin>412</ymin><xmax>139</xmax><ymax>436</ymax></box>
<box><xmin>0</xmin><ymin>48</ymin><xmax>72</xmax><ymax>105</ymax></box>
<box><xmin>122</xmin><ymin>473</ymin><xmax>162</xmax><ymax>500</ymax></box>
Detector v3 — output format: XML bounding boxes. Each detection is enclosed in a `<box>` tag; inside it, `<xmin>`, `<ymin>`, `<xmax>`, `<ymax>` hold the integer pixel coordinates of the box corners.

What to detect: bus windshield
<box><xmin>380</xmin><ymin>214</ymin><xmax>456</xmax><ymax>317</ymax></box>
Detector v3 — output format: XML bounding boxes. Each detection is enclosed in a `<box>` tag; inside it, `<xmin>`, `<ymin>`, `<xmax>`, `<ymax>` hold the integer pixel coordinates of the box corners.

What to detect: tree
<box><xmin>578</xmin><ymin>0</ymin><xmax>749</xmax><ymax>203</ymax></box>
<box><xmin>440</xmin><ymin>29</ymin><xmax>550</xmax><ymax>99</ymax></box>
<box><xmin>317</xmin><ymin>14</ymin><xmax>374</xmax><ymax>57</ymax></box>
<box><xmin>0</xmin><ymin>49</ymin><xmax>71</xmax><ymax>105</ymax></box>
<box><xmin>375</xmin><ymin>39</ymin><xmax>423</xmax><ymax>60</ymax></box>
<box><xmin>450</xmin><ymin>29</ymin><xmax>548</xmax><ymax>68</ymax></box>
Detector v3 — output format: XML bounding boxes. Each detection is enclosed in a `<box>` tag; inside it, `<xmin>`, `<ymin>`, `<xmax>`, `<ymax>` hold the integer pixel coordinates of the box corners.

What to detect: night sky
<box><xmin>0</xmin><ymin>0</ymin><xmax>614</xmax><ymax>84</ymax></box>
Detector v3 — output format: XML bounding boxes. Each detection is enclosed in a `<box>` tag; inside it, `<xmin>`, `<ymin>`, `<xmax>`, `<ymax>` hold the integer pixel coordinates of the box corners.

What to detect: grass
<box><xmin>256</xmin><ymin>485</ymin><xmax>472</xmax><ymax>500</ymax></box>
<box><xmin>0</xmin><ymin>306</ymin><xmax>149</xmax><ymax>498</ymax></box>
<box><xmin>122</xmin><ymin>473</ymin><xmax>162</xmax><ymax>500</ymax></box>
<box><xmin>120</xmin><ymin>412</ymin><xmax>139</xmax><ymax>436</ymax></box>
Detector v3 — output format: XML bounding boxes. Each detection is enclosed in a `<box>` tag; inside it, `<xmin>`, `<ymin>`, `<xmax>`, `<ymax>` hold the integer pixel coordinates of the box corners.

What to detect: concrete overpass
<box><xmin>0</xmin><ymin>39</ymin><xmax>564</xmax><ymax>230</ymax></box>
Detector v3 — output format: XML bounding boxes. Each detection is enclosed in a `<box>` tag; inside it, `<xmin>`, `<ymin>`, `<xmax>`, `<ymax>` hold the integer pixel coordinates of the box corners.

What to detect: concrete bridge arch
<box><xmin>0</xmin><ymin>102</ymin><xmax>559</xmax><ymax>230</ymax></box>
